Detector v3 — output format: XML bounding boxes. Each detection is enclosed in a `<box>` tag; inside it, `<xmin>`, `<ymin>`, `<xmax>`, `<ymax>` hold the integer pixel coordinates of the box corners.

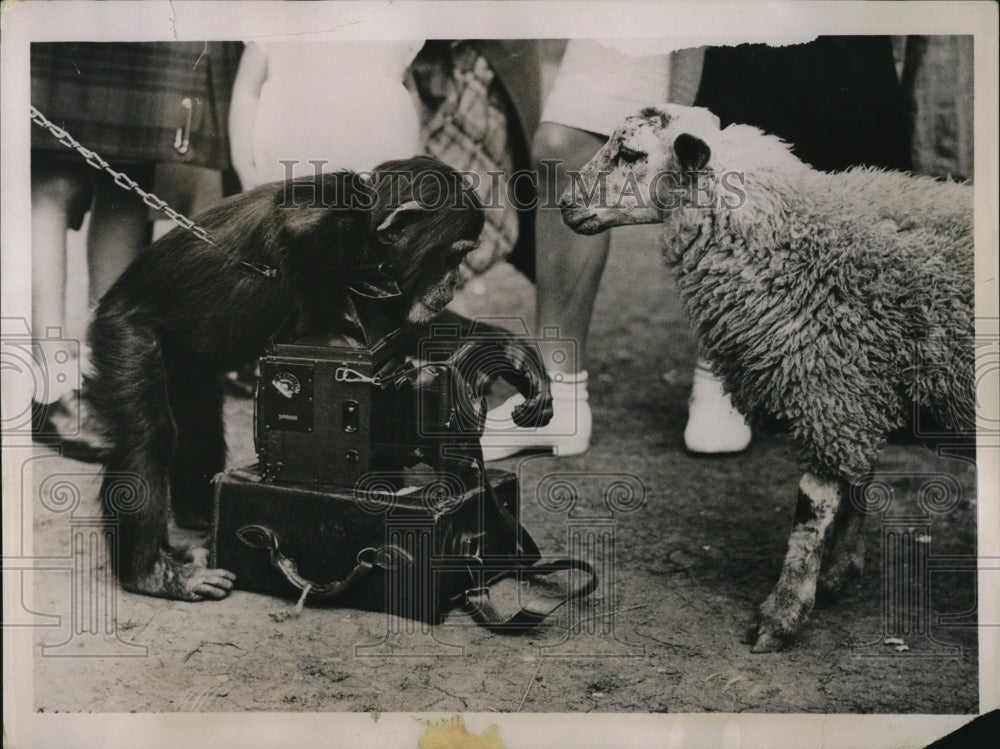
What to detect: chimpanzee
<box><xmin>87</xmin><ymin>156</ymin><xmax>551</xmax><ymax>601</ymax></box>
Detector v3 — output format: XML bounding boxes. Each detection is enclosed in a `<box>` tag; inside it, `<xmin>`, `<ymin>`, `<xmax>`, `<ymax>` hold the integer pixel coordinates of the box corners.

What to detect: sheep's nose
<box><xmin>557</xmin><ymin>192</ymin><xmax>573</xmax><ymax>210</ymax></box>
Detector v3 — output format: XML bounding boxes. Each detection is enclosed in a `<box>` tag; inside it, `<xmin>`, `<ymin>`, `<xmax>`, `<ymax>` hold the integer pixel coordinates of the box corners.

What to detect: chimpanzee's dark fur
<box><xmin>87</xmin><ymin>156</ymin><xmax>548</xmax><ymax>601</ymax></box>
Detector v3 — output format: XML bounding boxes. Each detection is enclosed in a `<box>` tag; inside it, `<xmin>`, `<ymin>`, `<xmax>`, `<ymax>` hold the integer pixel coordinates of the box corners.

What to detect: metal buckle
<box><xmin>357</xmin><ymin>545</ymin><xmax>413</xmax><ymax>570</ymax></box>
<box><xmin>335</xmin><ymin>367</ymin><xmax>382</xmax><ymax>386</ymax></box>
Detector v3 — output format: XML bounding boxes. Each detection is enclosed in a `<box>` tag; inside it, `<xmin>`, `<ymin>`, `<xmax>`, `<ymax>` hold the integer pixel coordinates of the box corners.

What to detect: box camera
<box><xmin>253</xmin><ymin>328</ymin><xmax>483</xmax><ymax>489</ymax></box>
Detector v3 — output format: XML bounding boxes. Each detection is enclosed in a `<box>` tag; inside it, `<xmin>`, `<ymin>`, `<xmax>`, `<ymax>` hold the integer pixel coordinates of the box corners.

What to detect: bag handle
<box><xmin>472</xmin><ymin>454</ymin><xmax>542</xmax><ymax>563</ymax></box>
<box><xmin>236</xmin><ymin>524</ymin><xmax>412</xmax><ymax>601</ymax></box>
<box><xmin>447</xmin><ymin>459</ymin><xmax>598</xmax><ymax>630</ymax></box>
<box><xmin>461</xmin><ymin>557</ymin><xmax>599</xmax><ymax>632</ymax></box>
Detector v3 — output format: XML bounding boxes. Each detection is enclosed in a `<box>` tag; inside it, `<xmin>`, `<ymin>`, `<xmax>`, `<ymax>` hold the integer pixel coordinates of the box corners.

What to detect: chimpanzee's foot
<box><xmin>179</xmin><ymin>545</ymin><xmax>210</xmax><ymax>565</ymax></box>
<box><xmin>124</xmin><ymin>550</ymin><xmax>235</xmax><ymax>601</ymax></box>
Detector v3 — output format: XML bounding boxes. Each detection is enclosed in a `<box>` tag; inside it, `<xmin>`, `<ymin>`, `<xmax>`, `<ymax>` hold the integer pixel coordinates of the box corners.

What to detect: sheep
<box><xmin>559</xmin><ymin>103</ymin><xmax>975</xmax><ymax>652</ymax></box>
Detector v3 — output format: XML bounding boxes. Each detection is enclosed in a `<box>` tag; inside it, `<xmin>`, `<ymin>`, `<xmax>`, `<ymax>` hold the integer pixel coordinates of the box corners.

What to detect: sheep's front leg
<box><xmin>744</xmin><ymin>472</ymin><xmax>842</xmax><ymax>652</ymax></box>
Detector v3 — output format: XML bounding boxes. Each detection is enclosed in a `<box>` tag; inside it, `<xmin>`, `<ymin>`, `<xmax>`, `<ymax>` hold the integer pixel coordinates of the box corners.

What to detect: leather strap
<box><xmin>473</xmin><ymin>455</ymin><xmax>542</xmax><ymax>563</ymax></box>
<box><xmin>236</xmin><ymin>523</ymin><xmax>412</xmax><ymax>601</ymax></box>
<box><xmin>462</xmin><ymin>557</ymin><xmax>599</xmax><ymax>632</ymax></box>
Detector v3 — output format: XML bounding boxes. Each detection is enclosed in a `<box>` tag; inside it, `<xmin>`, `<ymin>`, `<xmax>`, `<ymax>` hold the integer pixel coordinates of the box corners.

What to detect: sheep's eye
<box><xmin>617</xmin><ymin>146</ymin><xmax>644</xmax><ymax>164</ymax></box>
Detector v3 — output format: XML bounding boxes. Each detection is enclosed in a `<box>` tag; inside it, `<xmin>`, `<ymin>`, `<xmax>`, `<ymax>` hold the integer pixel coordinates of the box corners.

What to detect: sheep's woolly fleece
<box><xmin>659</xmin><ymin>120</ymin><xmax>974</xmax><ymax>480</ymax></box>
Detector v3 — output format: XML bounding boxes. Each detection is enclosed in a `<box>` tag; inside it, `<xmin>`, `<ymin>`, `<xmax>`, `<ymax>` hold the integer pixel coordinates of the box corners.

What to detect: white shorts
<box><xmin>540</xmin><ymin>40</ymin><xmax>672</xmax><ymax>137</ymax></box>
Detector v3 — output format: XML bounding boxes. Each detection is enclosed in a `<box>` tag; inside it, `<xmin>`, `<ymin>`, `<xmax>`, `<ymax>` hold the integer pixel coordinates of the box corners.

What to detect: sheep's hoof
<box><xmin>741</xmin><ymin>617</ymin><xmax>793</xmax><ymax>653</ymax></box>
<box><xmin>750</xmin><ymin>631</ymin><xmax>789</xmax><ymax>654</ymax></box>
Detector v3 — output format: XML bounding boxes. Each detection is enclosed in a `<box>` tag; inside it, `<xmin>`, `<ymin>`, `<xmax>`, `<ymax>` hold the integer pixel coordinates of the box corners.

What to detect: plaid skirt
<box><xmin>412</xmin><ymin>41</ymin><xmax>539</xmax><ymax>280</ymax></box>
<box><xmin>31</xmin><ymin>42</ymin><xmax>241</xmax><ymax>170</ymax></box>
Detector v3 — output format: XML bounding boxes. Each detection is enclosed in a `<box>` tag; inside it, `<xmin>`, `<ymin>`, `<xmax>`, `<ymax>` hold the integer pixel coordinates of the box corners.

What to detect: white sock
<box><xmin>548</xmin><ymin>370</ymin><xmax>588</xmax><ymax>403</ymax></box>
<box><xmin>31</xmin><ymin>354</ymin><xmax>75</xmax><ymax>405</ymax></box>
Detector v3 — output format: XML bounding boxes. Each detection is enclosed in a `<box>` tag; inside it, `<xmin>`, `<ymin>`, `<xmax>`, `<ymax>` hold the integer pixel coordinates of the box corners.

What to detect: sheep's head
<box><xmin>559</xmin><ymin>104</ymin><xmax>722</xmax><ymax>235</ymax></box>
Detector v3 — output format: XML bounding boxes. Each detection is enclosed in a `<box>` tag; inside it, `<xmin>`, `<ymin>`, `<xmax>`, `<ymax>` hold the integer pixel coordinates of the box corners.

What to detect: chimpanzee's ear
<box><xmin>673</xmin><ymin>133</ymin><xmax>711</xmax><ymax>172</ymax></box>
<box><xmin>375</xmin><ymin>200</ymin><xmax>427</xmax><ymax>245</ymax></box>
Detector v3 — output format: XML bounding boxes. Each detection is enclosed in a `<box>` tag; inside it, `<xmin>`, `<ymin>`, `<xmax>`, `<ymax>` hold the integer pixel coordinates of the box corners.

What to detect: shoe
<box><xmin>683</xmin><ymin>362</ymin><xmax>752</xmax><ymax>454</ymax></box>
<box><xmin>479</xmin><ymin>373</ymin><xmax>592</xmax><ymax>461</ymax></box>
<box><xmin>32</xmin><ymin>391</ymin><xmax>110</xmax><ymax>463</ymax></box>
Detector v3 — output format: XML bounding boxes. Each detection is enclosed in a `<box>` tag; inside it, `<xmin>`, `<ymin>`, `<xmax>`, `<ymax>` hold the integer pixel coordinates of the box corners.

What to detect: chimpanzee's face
<box><xmin>365</xmin><ymin>156</ymin><xmax>485</xmax><ymax>325</ymax></box>
<box><xmin>405</xmin><ymin>238</ymin><xmax>478</xmax><ymax>323</ymax></box>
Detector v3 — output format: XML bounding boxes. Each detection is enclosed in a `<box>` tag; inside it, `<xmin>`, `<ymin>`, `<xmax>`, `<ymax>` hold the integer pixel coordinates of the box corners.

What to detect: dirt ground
<box><xmin>26</xmin><ymin>224</ymin><xmax>979</xmax><ymax>715</ymax></box>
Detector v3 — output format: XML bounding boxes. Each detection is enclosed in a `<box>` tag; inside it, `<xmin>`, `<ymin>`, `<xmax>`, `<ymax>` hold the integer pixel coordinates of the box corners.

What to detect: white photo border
<box><xmin>3</xmin><ymin>2</ymin><xmax>997</xmax><ymax>748</ymax></box>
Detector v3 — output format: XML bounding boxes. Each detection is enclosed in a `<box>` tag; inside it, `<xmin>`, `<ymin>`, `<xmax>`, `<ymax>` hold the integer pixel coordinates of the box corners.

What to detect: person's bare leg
<box><xmin>87</xmin><ymin>167</ymin><xmax>153</xmax><ymax>304</ymax></box>
<box><xmin>481</xmin><ymin>123</ymin><xmax>606</xmax><ymax>459</ymax></box>
<box><xmin>31</xmin><ymin>163</ymin><xmax>87</xmax><ymax>405</ymax></box>
<box><xmin>31</xmin><ymin>165</ymin><xmax>85</xmax><ymax>345</ymax></box>
<box><xmin>30</xmin><ymin>162</ymin><xmax>110</xmax><ymax>459</ymax></box>
<box><xmin>534</xmin><ymin>123</ymin><xmax>610</xmax><ymax>376</ymax></box>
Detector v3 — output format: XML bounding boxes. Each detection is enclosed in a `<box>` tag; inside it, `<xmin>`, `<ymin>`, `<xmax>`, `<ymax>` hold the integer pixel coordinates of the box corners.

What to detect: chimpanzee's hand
<box><xmin>451</xmin><ymin>337</ymin><xmax>553</xmax><ymax>428</ymax></box>
<box><xmin>497</xmin><ymin>339</ymin><xmax>553</xmax><ymax>428</ymax></box>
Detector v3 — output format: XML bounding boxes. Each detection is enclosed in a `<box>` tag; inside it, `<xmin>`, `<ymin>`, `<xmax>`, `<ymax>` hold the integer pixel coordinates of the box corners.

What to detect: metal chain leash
<box><xmin>30</xmin><ymin>105</ymin><xmax>215</xmax><ymax>244</ymax></box>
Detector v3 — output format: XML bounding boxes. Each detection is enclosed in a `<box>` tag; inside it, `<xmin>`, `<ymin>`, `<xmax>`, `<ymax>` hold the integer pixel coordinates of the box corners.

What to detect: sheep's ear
<box><xmin>375</xmin><ymin>200</ymin><xmax>426</xmax><ymax>245</ymax></box>
<box><xmin>674</xmin><ymin>133</ymin><xmax>711</xmax><ymax>172</ymax></box>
